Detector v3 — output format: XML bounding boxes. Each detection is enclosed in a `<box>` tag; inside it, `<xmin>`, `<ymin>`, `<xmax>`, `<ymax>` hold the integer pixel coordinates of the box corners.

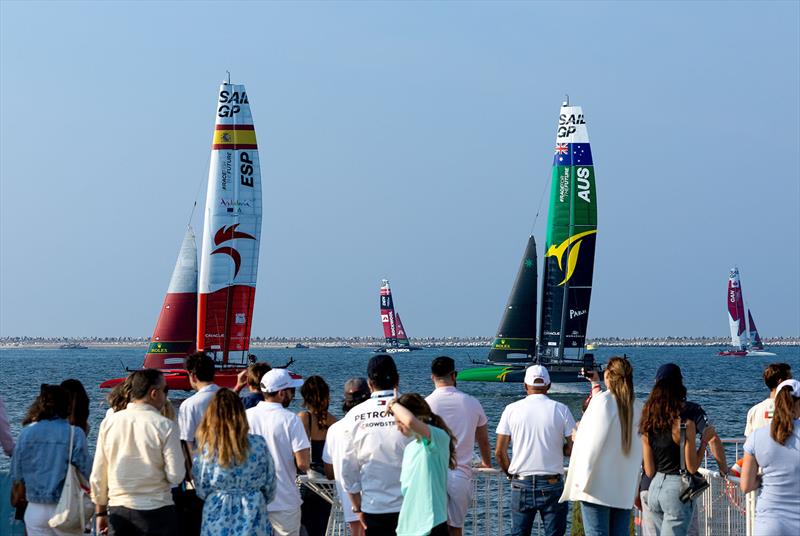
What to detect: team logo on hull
<box><xmin>545</xmin><ymin>230</ymin><xmax>597</xmax><ymax>286</ymax></box>
<box><xmin>211</xmin><ymin>224</ymin><xmax>256</xmax><ymax>278</ymax></box>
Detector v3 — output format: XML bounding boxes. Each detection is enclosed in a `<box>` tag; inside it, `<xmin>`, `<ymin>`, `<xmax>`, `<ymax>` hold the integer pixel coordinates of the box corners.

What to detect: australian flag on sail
<box><xmin>553</xmin><ymin>143</ymin><xmax>593</xmax><ymax>166</ymax></box>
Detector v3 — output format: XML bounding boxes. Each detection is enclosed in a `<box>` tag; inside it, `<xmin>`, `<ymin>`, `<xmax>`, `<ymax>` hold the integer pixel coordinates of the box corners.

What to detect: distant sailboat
<box><xmin>718</xmin><ymin>267</ymin><xmax>775</xmax><ymax>357</ymax></box>
<box><xmin>102</xmin><ymin>78</ymin><xmax>292</xmax><ymax>390</ymax></box>
<box><xmin>376</xmin><ymin>279</ymin><xmax>421</xmax><ymax>353</ymax></box>
<box><xmin>459</xmin><ymin>99</ymin><xmax>599</xmax><ymax>383</ymax></box>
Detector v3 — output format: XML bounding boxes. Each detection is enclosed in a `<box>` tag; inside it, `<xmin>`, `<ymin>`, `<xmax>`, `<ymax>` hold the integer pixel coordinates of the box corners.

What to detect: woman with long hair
<box><xmin>10</xmin><ymin>384</ymin><xmax>92</xmax><ymax>536</ymax></box>
<box><xmin>297</xmin><ymin>375</ymin><xmax>337</xmax><ymax>536</ymax></box>
<box><xmin>389</xmin><ymin>392</ymin><xmax>456</xmax><ymax>536</ymax></box>
<box><xmin>561</xmin><ymin>356</ymin><xmax>643</xmax><ymax>536</ymax></box>
<box><xmin>740</xmin><ymin>379</ymin><xmax>800</xmax><ymax>535</ymax></box>
<box><xmin>192</xmin><ymin>388</ymin><xmax>276</xmax><ymax>536</ymax></box>
<box><xmin>60</xmin><ymin>379</ymin><xmax>90</xmax><ymax>435</ymax></box>
<box><xmin>639</xmin><ymin>374</ymin><xmax>700</xmax><ymax>535</ymax></box>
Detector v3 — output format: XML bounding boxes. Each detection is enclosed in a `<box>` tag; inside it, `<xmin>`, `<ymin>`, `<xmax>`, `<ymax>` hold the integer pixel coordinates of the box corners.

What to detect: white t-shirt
<box><xmin>178</xmin><ymin>384</ymin><xmax>220</xmax><ymax>444</ymax></box>
<box><xmin>246</xmin><ymin>401</ymin><xmax>311</xmax><ymax>512</ymax></box>
<box><xmin>426</xmin><ymin>386</ymin><xmax>488</xmax><ymax>475</ymax></box>
<box><xmin>745</xmin><ymin>397</ymin><xmax>774</xmax><ymax>437</ymax></box>
<box><xmin>322</xmin><ymin>419</ymin><xmax>357</xmax><ymax>523</ymax></box>
<box><xmin>340</xmin><ymin>390</ymin><xmax>412</xmax><ymax>514</ymax></box>
<box><xmin>496</xmin><ymin>393</ymin><xmax>576</xmax><ymax>476</ymax></box>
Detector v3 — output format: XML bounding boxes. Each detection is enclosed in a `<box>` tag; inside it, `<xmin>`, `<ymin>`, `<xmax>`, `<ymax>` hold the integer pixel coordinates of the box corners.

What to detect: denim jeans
<box><xmin>647</xmin><ymin>473</ymin><xmax>695</xmax><ymax>536</ymax></box>
<box><xmin>580</xmin><ymin>501</ymin><xmax>632</xmax><ymax>536</ymax></box>
<box><xmin>510</xmin><ymin>476</ymin><xmax>567</xmax><ymax>536</ymax></box>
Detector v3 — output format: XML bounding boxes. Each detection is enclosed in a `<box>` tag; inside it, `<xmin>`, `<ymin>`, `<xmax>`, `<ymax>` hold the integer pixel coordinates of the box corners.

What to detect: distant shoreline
<box><xmin>1</xmin><ymin>336</ymin><xmax>798</xmax><ymax>350</ymax></box>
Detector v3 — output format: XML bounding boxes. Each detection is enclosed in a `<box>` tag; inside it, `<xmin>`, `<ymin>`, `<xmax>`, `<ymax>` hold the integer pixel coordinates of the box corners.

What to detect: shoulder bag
<box><xmin>678</xmin><ymin>419</ymin><xmax>710</xmax><ymax>503</ymax></box>
<box><xmin>48</xmin><ymin>425</ymin><xmax>93</xmax><ymax>534</ymax></box>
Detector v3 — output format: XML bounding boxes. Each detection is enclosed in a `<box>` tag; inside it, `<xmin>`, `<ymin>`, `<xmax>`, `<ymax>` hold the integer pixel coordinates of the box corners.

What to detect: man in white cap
<box><xmin>495</xmin><ymin>365</ymin><xmax>576</xmax><ymax>536</ymax></box>
<box><xmin>246</xmin><ymin>368</ymin><xmax>310</xmax><ymax>536</ymax></box>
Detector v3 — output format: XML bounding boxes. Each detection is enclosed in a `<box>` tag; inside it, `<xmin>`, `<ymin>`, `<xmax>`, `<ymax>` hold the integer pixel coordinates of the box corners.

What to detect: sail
<box><xmin>143</xmin><ymin>227</ymin><xmax>198</xmax><ymax>369</ymax></box>
<box><xmin>538</xmin><ymin>103</ymin><xmax>598</xmax><ymax>357</ymax></box>
<box><xmin>380</xmin><ymin>279</ymin><xmax>399</xmax><ymax>346</ymax></box>
<box><xmin>395</xmin><ymin>314</ymin><xmax>411</xmax><ymax>347</ymax></box>
<box><xmin>197</xmin><ymin>82</ymin><xmax>263</xmax><ymax>363</ymax></box>
<box><xmin>726</xmin><ymin>268</ymin><xmax>747</xmax><ymax>349</ymax></box>
<box><xmin>488</xmin><ymin>236</ymin><xmax>538</xmax><ymax>363</ymax></box>
<box><xmin>748</xmin><ymin>310</ymin><xmax>764</xmax><ymax>350</ymax></box>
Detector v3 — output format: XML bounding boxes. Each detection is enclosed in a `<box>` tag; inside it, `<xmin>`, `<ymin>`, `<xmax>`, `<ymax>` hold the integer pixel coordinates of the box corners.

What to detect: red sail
<box><xmin>143</xmin><ymin>227</ymin><xmax>198</xmax><ymax>369</ymax></box>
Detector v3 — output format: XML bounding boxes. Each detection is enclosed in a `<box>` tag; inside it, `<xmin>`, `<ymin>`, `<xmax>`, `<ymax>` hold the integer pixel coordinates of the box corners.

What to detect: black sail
<box><xmin>487</xmin><ymin>236</ymin><xmax>538</xmax><ymax>363</ymax></box>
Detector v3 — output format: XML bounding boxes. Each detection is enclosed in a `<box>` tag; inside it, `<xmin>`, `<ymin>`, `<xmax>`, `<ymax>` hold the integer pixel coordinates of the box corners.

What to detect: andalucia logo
<box><xmin>545</xmin><ymin>230</ymin><xmax>597</xmax><ymax>286</ymax></box>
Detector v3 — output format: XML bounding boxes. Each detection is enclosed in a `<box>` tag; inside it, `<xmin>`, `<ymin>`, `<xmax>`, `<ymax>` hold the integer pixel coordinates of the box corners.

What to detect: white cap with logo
<box><xmin>524</xmin><ymin>365</ymin><xmax>551</xmax><ymax>387</ymax></box>
<box><xmin>260</xmin><ymin>368</ymin><xmax>303</xmax><ymax>393</ymax></box>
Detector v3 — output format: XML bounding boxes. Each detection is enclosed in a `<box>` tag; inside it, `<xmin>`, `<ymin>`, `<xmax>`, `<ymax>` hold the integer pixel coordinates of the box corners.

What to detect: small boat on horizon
<box><xmin>376</xmin><ymin>279</ymin><xmax>422</xmax><ymax>353</ymax></box>
<box><xmin>60</xmin><ymin>343</ymin><xmax>88</xmax><ymax>350</ymax></box>
<box><xmin>718</xmin><ymin>267</ymin><xmax>775</xmax><ymax>357</ymax></box>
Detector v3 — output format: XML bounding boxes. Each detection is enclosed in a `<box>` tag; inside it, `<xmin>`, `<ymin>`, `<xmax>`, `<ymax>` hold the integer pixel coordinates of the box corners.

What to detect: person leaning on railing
<box><xmin>740</xmin><ymin>378</ymin><xmax>800</xmax><ymax>536</ymax></box>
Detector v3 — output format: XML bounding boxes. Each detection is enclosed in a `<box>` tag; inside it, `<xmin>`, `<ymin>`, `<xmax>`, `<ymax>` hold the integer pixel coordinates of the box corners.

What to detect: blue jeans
<box><xmin>510</xmin><ymin>476</ymin><xmax>567</xmax><ymax>536</ymax></box>
<box><xmin>580</xmin><ymin>501</ymin><xmax>632</xmax><ymax>536</ymax></box>
<box><xmin>647</xmin><ymin>472</ymin><xmax>695</xmax><ymax>536</ymax></box>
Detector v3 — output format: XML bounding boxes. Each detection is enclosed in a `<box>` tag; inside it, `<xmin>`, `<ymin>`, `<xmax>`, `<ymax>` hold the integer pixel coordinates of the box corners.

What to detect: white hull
<box><xmin>385</xmin><ymin>348</ymin><xmax>411</xmax><ymax>354</ymax></box>
<box><xmin>746</xmin><ymin>350</ymin><xmax>776</xmax><ymax>356</ymax></box>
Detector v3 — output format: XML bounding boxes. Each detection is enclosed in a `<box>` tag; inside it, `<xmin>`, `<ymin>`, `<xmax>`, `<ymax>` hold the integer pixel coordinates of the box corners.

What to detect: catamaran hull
<box><xmin>718</xmin><ymin>350</ymin><xmax>776</xmax><ymax>357</ymax></box>
<box><xmin>458</xmin><ymin>364</ymin><xmax>590</xmax><ymax>384</ymax></box>
<box><xmin>374</xmin><ymin>347</ymin><xmax>422</xmax><ymax>354</ymax></box>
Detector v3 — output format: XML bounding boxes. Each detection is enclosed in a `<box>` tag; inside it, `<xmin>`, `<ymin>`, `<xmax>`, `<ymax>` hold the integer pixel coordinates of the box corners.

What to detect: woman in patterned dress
<box><xmin>193</xmin><ymin>388</ymin><xmax>276</xmax><ymax>536</ymax></box>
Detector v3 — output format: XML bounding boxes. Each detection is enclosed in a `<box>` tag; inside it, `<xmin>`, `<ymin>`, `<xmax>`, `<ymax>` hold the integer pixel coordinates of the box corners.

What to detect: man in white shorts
<box><xmin>425</xmin><ymin>356</ymin><xmax>492</xmax><ymax>536</ymax></box>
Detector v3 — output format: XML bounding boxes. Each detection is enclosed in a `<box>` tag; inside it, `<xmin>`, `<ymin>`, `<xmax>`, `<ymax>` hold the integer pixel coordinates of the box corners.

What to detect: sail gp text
<box><xmin>217</xmin><ymin>90</ymin><xmax>248</xmax><ymax>117</ymax></box>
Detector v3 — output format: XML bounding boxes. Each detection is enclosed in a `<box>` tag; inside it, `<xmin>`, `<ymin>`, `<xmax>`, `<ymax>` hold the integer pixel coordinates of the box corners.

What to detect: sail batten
<box><xmin>197</xmin><ymin>82</ymin><xmax>262</xmax><ymax>364</ymax></box>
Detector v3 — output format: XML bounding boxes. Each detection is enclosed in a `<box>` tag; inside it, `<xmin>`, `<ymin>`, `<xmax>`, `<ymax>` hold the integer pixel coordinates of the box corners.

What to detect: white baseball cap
<box><xmin>776</xmin><ymin>379</ymin><xmax>800</xmax><ymax>397</ymax></box>
<box><xmin>524</xmin><ymin>365</ymin><xmax>551</xmax><ymax>386</ymax></box>
<box><xmin>260</xmin><ymin>369</ymin><xmax>303</xmax><ymax>393</ymax></box>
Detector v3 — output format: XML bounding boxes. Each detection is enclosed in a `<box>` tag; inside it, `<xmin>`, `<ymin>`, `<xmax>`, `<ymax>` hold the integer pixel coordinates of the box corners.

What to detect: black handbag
<box><xmin>678</xmin><ymin>419</ymin><xmax>710</xmax><ymax>503</ymax></box>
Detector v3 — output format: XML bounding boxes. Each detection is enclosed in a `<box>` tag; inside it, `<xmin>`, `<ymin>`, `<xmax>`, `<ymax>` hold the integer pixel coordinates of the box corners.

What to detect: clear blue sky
<box><xmin>1</xmin><ymin>1</ymin><xmax>798</xmax><ymax>338</ymax></box>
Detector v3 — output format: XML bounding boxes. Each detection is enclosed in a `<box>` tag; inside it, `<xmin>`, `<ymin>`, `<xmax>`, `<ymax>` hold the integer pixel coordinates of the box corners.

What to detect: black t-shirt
<box><xmin>640</xmin><ymin>400</ymin><xmax>711</xmax><ymax>491</ymax></box>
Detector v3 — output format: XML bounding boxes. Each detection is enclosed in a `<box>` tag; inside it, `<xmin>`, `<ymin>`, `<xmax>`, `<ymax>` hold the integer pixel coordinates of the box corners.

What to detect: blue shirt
<box><xmin>10</xmin><ymin>419</ymin><xmax>91</xmax><ymax>503</ymax></box>
<box><xmin>241</xmin><ymin>391</ymin><xmax>263</xmax><ymax>410</ymax></box>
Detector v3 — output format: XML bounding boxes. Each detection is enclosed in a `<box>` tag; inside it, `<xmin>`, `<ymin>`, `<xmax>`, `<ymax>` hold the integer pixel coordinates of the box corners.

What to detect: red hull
<box><xmin>100</xmin><ymin>367</ymin><xmax>302</xmax><ymax>391</ymax></box>
<box><xmin>718</xmin><ymin>350</ymin><xmax>747</xmax><ymax>356</ymax></box>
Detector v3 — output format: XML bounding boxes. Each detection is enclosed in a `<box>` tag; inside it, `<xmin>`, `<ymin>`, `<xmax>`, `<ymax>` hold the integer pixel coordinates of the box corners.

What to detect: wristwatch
<box><xmin>351</xmin><ymin>506</ymin><xmax>361</xmax><ymax>513</ymax></box>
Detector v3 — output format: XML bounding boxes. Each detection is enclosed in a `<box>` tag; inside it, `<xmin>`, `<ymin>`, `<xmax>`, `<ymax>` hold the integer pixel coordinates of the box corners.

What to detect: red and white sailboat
<box><xmin>377</xmin><ymin>279</ymin><xmax>420</xmax><ymax>353</ymax></box>
<box><xmin>102</xmin><ymin>78</ymin><xmax>282</xmax><ymax>390</ymax></box>
<box><xmin>718</xmin><ymin>267</ymin><xmax>775</xmax><ymax>357</ymax></box>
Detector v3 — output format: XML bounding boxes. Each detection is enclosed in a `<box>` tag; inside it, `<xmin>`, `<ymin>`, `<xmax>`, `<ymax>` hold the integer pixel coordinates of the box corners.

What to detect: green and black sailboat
<box><xmin>459</xmin><ymin>99</ymin><xmax>599</xmax><ymax>383</ymax></box>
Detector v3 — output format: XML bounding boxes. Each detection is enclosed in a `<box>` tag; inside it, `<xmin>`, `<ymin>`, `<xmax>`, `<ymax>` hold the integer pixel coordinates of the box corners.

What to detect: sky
<box><xmin>1</xmin><ymin>1</ymin><xmax>798</xmax><ymax>339</ymax></box>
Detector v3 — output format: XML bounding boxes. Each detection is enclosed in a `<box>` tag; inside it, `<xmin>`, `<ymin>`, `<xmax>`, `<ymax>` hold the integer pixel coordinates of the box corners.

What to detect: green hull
<box><xmin>457</xmin><ymin>366</ymin><xmax>521</xmax><ymax>383</ymax></box>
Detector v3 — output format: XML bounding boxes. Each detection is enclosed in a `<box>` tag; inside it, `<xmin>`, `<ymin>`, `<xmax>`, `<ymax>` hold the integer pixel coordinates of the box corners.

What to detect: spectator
<box><xmin>639</xmin><ymin>372</ymin><xmax>701</xmax><ymax>536</ymax></box>
<box><xmin>298</xmin><ymin>376</ymin><xmax>337</xmax><ymax>536</ymax></box>
<box><xmin>0</xmin><ymin>392</ymin><xmax>14</xmax><ymax>456</ymax></box>
<box><xmin>246</xmin><ymin>368</ymin><xmax>310</xmax><ymax>536</ymax></box>
<box><xmin>179</xmin><ymin>352</ymin><xmax>220</xmax><ymax>452</ymax></box>
<box><xmin>425</xmin><ymin>356</ymin><xmax>491</xmax><ymax>536</ymax></box>
<box><xmin>90</xmin><ymin>369</ymin><xmax>185</xmax><ymax>536</ymax></box>
<box><xmin>638</xmin><ymin>364</ymin><xmax>728</xmax><ymax>536</ymax></box>
<box><xmin>561</xmin><ymin>357</ymin><xmax>642</xmax><ymax>536</ymax></box>
<box><xmin>234</xmin><ymin>362</ymin><xmax>272</xmax><ymax>410</ymax></box>
<box><xmin>341</xmin><ymin>354</ymin><xmax>412</xmax><ymax>536</ymax></box>
<box><xmin>192</xmin><ymin>388</ymin><xmax>276</xmax><ymax>536</ymax></box>
<box><xmin>11</xmin><ymin>384</ymin><xmax>91</xmax><ymax>536</ymax></box>
<box><xmin>495</xmin><ymin>365</ymin><xmax>576</xmax><ymax>536</ymax></box>
<box><xmin>323</xmin><ymin>378</ymin><xmax>370</xmax><ymax>536</ymax></box>
<box><xmin>740</xmin><ymin>379</ymin><xmax>800</xmax><ymax>535</ymax></box>
<box><xmin>745</xmin><ymin>363</ymin><xmax>792</xmax><ymax>437</ymax></box>
<box><xmin>389</xmin><ymin>393</ymin><xmax>456</xmax><ymax>536</ymax></box>
<box><xmin>60</xmin><ymin>379</ymin><xmax>90</xmax><ymax>435</ymax></box>
<box><xmin>106</xmin><ymin>376</ymin><xmax>133</xmax><ymax>416</ymax></box>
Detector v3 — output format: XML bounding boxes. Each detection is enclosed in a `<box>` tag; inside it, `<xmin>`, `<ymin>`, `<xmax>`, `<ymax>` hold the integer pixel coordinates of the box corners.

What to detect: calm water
<box><xmin>1</xmin><ymin>345</ymin><xmax>798</xmax><ymax>472</ymax></box>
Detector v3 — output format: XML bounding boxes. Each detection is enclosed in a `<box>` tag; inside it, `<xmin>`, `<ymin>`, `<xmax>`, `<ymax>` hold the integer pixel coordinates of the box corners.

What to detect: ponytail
<box><xmin>771</xmin><ymin>388</ymin><xmax>797</xmax><ymax>445</ymax></box>
<box><xmin>428</xmin><ymin>413</ymin><xmax>458</xmax><ymax>470</ymax></box>
<box><xmin>606</xmin><ymin>356</ymin><xmax>635</xmax><ymax>455</ymax></box>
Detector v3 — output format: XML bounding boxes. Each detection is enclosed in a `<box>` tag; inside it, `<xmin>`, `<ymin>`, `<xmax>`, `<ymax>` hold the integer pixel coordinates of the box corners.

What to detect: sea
<box><xmin>2</xmin><ymin>345</ymin><xmax>799</xmax><ymax>474</ymax></box>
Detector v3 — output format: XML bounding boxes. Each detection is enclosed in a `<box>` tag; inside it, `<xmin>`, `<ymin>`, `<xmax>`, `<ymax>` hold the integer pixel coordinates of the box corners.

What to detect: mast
<box><xmin>197</xmin><ymin>80</ymin><xmax>263</xmax><ymax>365</ymax></box>
<box><xmin>488</xmin><ymin>236</ymin><xmax>538</xmax><ymax>363</ymax></box>
<box><xmin>143</xmin><ymin>226</ymin><xmax>198</xmax><ymax>369</ymax></box>
<box><xmin>538</xmin><ymin>100</ymin><xmax>598</xmax><ymax>360</ymax></box>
